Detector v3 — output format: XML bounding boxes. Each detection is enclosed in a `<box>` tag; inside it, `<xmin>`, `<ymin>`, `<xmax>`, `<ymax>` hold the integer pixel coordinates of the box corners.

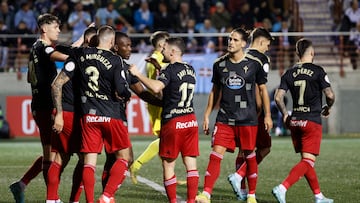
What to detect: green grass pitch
<box><xmin>0</xmin><ymin>135</ymin><xmax>359</xmax><ymax>203</ymax></box>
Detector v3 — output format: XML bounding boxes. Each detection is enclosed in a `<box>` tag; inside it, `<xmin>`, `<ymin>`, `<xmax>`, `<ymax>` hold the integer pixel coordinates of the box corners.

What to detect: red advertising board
<box><xmin>6</xmin><ymin>95</ymin><xmax>153</xmax><ymax>137</ymax></box>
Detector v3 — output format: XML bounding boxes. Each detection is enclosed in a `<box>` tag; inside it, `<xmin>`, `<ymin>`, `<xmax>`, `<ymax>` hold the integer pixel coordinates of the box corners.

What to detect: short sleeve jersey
<box><xmin>279</xmin><ymin>63</ymin><xmax>331</xmax><ymax>124</ymax></box>
<box><xmin>157</xmin><ymin>62</ymin><xmax>196</xmax><ymax>124</ymax></box>
<box><xmin>63</xmin><ymin>47</ymin><xmax>131</xmax><ymax>120</ymax></box>
<box><xmin>61</xmin><ymin>57</ymin><xmax>82</xmax><ymax>113</ymax></box>
<box><xmin>212</xmin><ymin>54</ymin><xmax>268</xmax><ymax>126</ymax></box>
<box><xmin>27</xmin><ymin>39</ymin><xmax>58</xmax><ymax>111</ymax></box>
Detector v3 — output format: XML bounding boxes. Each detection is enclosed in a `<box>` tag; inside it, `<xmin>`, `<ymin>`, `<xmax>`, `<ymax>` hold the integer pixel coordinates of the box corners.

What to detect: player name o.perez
<box><xmin>86</xmin><ymin>115</ymin><xmax>111</xmax><ymax>123</ymax></box>
<box><xmin>292</xmin><ymin>67</ymin><xmax>314</xmax><ymax>77</ymax></box>
<box><xmin>176</xmin><ymin>120</ymin><xmax>198</xmax><ymax>129</ymax></box>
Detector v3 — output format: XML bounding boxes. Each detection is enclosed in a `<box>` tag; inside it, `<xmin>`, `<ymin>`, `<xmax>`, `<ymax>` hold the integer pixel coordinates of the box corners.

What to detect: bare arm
<box><xmin>275</xmin><ymin>88</ymin><xmax>289</xmax><ymax>126</ymax></box>
<box><xmin>51</xmin><ymin>71</ymin><xmax>70</xmax><ymax>132</ymax></box>
<box><xmin>321</xmin><ymin>87</ymin><xmax>335</xmax><ymax>117</ymax></box>
<box><xmin>130</xmin><ymin>82</ymin><xmax>162</xmax><ymax>106</ymax></box>
<box><xmin>129</xmin><ymin>65</ymin><xmax>165</xmax><ymax>94</ymax></box>
<box><xmin>203</xmin><ymin>84</ymin><xmax>221</xmax><ymax>135</ymax></box>
<box><xmin>258</xmin><ymin>84</ymin><xmax>273</xmax><ymax>132</ymax></box>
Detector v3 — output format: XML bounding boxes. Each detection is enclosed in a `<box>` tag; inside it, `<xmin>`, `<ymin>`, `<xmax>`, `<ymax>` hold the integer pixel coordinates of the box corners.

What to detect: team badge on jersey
<box><xmin>65</xmin><ymin>61</ymin><xmax>75</xmax><ymax>72</ymax></box>
<box><xmin>263</xmin><ymin>63</ymin><xmax>269</xmax><ymax>73</ymax></box>
<box><xmin>45</xmin><ymin>46</ymin><xmax>54</xmax><ymax>54</ymax></box>
<box><xmin>226</xmin><ymin>71</ymin><xmax>245</xmax><ymax>89</ymax></box>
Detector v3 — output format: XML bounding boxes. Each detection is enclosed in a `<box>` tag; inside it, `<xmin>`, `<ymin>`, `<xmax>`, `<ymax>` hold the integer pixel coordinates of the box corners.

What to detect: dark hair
<box><xmin>37</xmin><ymin>13</ymin><xmax>60</xmax><ymax>28</ymax></box>
<box><xmin>296</xmin><ymin>38</ymin><xmax>312</xmax><ymax>58</ymax></box>
<box><xmin>83</xmin><ymin>27</ymin><xmax>97</xmax><ymax>47</ymax></box>
<box><xmin>115</xmin><ymin>31</ymin><xmax>129</xmax><ymax>42</ymax></box>
<box><xmin>150</xmin><ymin>31</ymin><xmax>169</xmax><ymax>47</ymax></box>
<box><xmin>250</xmin><ymin>27</ymin><xmax>274</xmax><ymax>42</ymax></box>
<box><xmin>166</xmin><ymin>37</ymin><xmax>186</xmax><ymax>55</ymax></box>
<box><xmin>232</xmin><ymin>27</ymin><xmax>250</xmax><ymax>42</ymax></box>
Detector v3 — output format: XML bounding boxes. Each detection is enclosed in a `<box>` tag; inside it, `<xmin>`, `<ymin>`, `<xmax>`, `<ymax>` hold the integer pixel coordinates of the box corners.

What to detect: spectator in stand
<box><xmin>153</xmin><ymin>1</ymin><xmax>175</xmax><ymax>33</ymax></box>
<box><xmin>133</xmin><ymin>0</ymin><xmax>154</xmax><ymax>32</ymax></box>
<box><xmin>349</xmin><ymin>21</ymin><xmax>360</xmax><ymax>70</ymax></box>
<box><xmin>95</xmin><ymin>1</ymin><xmax>134</xmax><ymax>33</ymax></box>
<box><xmin>34</xmin><ymin>0</ymin><xmax>53</xmax><ymax>17</ymax></box>
<box><xmin>0</xmin><ymin>19</ymin><xmax>10</xmax><ymax>72</ymax></box>
<box><xmin>231</xmin><ymin>2</ymin><xmax>255</xmax><ymax>30</ymax></box>
<box><xmin>227</xmin><ymin>0</ymin><xmax>247</xmax><ymax>14</ymax></box>
<box><xmin>14</xmin><ymin>2</ymin><xmax>37</xmax><ymax>33</ymax></box>
<box><xmin>343</xmin><ymin>0</ymin><xmax>360</xmax><ymax>70</ymax></box>
<box><xmin>210</xmin><ymin>1</ymin><xmax>231</xmax><ymax>32</ymax></box>
<box><xmin>184</xmin><ymin>18</ymin><xmax>200</xmax><ymax>53</ymax></box>
<box><xmin>0</xmin><ymin>1</ymin><xmax>15</xmax><ymax>32</ymax></box>
<box><xmin>278</xmin><ymin>18</ymin><xmax>296</xmax><ymax>75</ymax></box>
<box><xmin>52</xmin><ymin>1</ymin><xmax>71</xmax><ymax>25</ymax></box>
<box><xmin>198</xmin><ymin>18</ymin><xmax>218</xmax><ymax>53</ymax></box>
<box><xmin>252</xmin><ymin>0</ymin><xmax>275</xmax><ymax>24</ymax></box>
<box><xmin>15</xmin><ymin>21</ymin><xmax>34</xmax><ymax>77</ymax></box>
<box><xmin>174</xmin><ymin>1</ymin><xmax>194</xmax><ymax>33</ymax></box>
<box><xmin>189</xmin><ymin>0</ymin><xmax>209</xmax><ymax>24</ymax></box>
<box><xmin>67</xmin><ymin>2</ymin><xmax>92</xmax><ymax>43</ymax></box>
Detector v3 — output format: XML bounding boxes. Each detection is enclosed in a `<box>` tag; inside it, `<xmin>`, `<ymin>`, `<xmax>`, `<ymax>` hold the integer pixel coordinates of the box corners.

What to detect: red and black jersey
<box><xmin>157</xmin><ymin>62</ymin><xmax>196</xmax><ymax>124</ymax></box>
<box><xmin>27</xmin><ymin>39</ymin><xmax>58</xmax><ymax>111</ymax></box>
<box><xmin>212</xmin><ymin>53</ymin><xmax>268</xmax><ymax>126</ymax></box>
<box><xmin>123</xmin><ymin>61</ymin><xmax>139</xmax><ymax>86</ymax></box>
<box><xmin>63</xmin><ymin>47</ymin><xmax>131</xmax><ymax>120</ymax></box>
<box><xmin>279</xmin><ymin>63</ymin><xmax>331</xmax><ymax>124</ymax></box>
<box><xmin>245</xmin><ymin>49</ymin><xmax>271</xmax><ymax>72</ymax></box>
<box><xmin>62</xmin><ymin>57</ymin><xmax>81</xmax><ymax>113</ymax></box>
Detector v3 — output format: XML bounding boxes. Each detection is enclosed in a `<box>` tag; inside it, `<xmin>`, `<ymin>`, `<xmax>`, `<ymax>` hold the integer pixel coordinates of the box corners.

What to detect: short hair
<box><xmin>37</xmin><ymin>13</ymin><xmax>60</xmax><ymax>28</ymax></box>
<box><xmin>250</xmin><ymin>27</ymin><xmax>274</xmax><ymax>42</ymax></box>
<box><xmin>150</xmin><ymin>31</ymin><xmax>169</xmax><ymax>47</ymax></box>
<box><xmin>296</xmin><ymin>38</ymin><xmax>312</xmax><ymax>58</ymax></box>
<box><xmin>97</xmin><ymin>25</ymin><xmax>115</xmax><ymax>42</ymax></box>
<box><xmin>231</xmin><ymin>27</ymin><xmax>250</xmax><ymax>42</ymax></box>
<box><xmin>166</xmin><ymin>37</ymin><xmax>186</xmax><ymax>55</ymax></box>
<box><xmin>84</xmin><ymin>27</ymin><xmax>97</xmax><ymax>47</ymax></box>
<box><xmin>115</xmin><ymin>31</ymin><xmax>129</xmax><ymax>42</ymax></box>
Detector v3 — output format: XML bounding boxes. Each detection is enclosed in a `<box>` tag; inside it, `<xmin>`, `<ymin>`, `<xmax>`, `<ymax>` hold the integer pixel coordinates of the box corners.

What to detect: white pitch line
<box><xmin>126</xmin><ymin>172</ymin><xmax>185</xmax><ymax>203</ymax></box>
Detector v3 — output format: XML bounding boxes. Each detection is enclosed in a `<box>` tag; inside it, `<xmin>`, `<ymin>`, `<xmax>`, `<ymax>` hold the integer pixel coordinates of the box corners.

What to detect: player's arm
<box><xmin>275</xmin><ymin>88</ymin><xmax>289</xmax><ymax>127</ymax></box>
<box><xmin>203</xmin><ymin>84</ymin><xmax>221</xmax><ymax>135</ymax></box>
<box><xmin>129</xmin><ymin>64</ymin><xmax>165</xmax><ymax>94</ymax></box>
<box><xmin>130</xmin><ymin>82</ymin><xmax>162</xmax><ymax>106</ymax></box>
<box><xmin>51</xmin><ymin>71</ymin><xmax>70</xmax><ymax>133</ymax></box>
<box><xmin>258</xmin><ymin>83</ymin><xmax>273</xmax><ymax>132</ymax></box>
<box><xmin>321</xmin><ymin>87</ymin><xmax>335</xmax><ymax>117</ymax></box>
<box><xmin>255</xmin><ymin>84</ymin><xmax>262</xmax><ymax>115</ymax></box>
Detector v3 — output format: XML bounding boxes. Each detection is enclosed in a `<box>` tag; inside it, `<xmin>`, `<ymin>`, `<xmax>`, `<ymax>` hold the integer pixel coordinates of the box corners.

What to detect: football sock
<box><xmin>246</xmin><ymin>153</ymin><xmax>258</xmax><ymax>195</ymax></box>
<box><xmin>102</xmin><ymin>153</ymin><xmax>116</xmax><ymax>189</ymax></box>
<box><xmin>103</xmin><ymin>159</ymin><xmax>128</xmax><ymax>198</ymax></box>
<box><xmin>43</xmin><ymin>160</ymin><xmax>52</xmax><ymax>184</ymax></box>
<box><xmin>21</xmin><ymin>156</ymin><xmax>43</xmax><ymax>185</ymax></box>
<box><xmin>82</xmin><ymin>164</ymin><xmax>96</xmax><ymax>203</ymax></box>
<box><xmin>70</xmin><ymin>161</ymin><xmax>83</xmax><ymax>202</ymax></box>
<box><xmin>164</xmin><ymin>175</ymin><xmax>177</xmax><ymax>203</ymax></box>
<box><xmin>134</xmin><ymin>138</ymin><xmax>160</xmax><ymax>169</ymax></box>
<box><xmin>187</xmin><ymin>170</ymin><xmax>199</xmax><ymax>202</ymax></box>
<box><xmin>282</xmin><ymin>158</ymin><xmax>312</xmax><ymax>189</ymax></box>
<box><xmin>47</xmin><ymin>162</ymin><xmax>61</xmax><ymax>200</ymax></box>
<box><xmin>203</xmin><ymin>151</ymin><xmax>223</xmax><ymax>194</ymax></box>
<box><xmin>304</xmin><ymin>159</ymin><xmax>321</xmax><ymax>194</ymax></box>
<box><xmin>235</xmin><ymin>155</ymin><xmax>245</xmax><ymax>170</ymax></box>
<box><xmin>236</xmin><ymin>155</ymin><xmax>247</xmax><ymax>189</ymax></box>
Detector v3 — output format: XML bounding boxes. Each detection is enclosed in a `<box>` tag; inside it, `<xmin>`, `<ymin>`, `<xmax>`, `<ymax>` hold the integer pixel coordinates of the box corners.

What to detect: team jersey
<box><xmin>27</xmin><ymin>39</ymin><xmax>58</xmax><ymax>111</ymax></box>
<box><xmin>279</xmin><ymin>62</ymin><xmax>331</xmax><ymax>124</ymax></box>
<box><xmin>158</xmin><ymin>62</ymin><xmax>196</xmax><ymax>124</ymax></box>
<box><xmin>62</xmin><ymin>58</ymin><xmax>81</xmax><ymax>113</ymax></box>
<box><xmin>63</xmin><ymin>47</ymin><xmax>131</xmax><ymax>120</ymax></box>
<box><xmin>212</xmin><ymin>54</ymin><xmax>268</xmax><ymax>126</ymax></box>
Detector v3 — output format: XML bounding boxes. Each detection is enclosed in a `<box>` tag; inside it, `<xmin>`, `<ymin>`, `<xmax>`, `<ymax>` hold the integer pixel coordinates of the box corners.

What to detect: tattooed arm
<box><xmin>321</xmin><ymin>87</ymin><xmax>335</xmax><ymax>117</ymax></box>
<box><xmin>51</xmin><ymin>71</ymin><xmax>70</xmax><ymax>133</ymax></box>
<box><xmin>275</xmin><ymin>88</ymin><xmax>290</xmax><ymax>127</ymax></box>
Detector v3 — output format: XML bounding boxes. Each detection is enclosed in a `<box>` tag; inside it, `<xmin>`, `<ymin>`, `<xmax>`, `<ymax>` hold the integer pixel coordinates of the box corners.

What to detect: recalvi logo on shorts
<box><xmin>175</xmin><ymin>120</ymin><xmax>198</xmax><ymax>129</ymax></box>
<box><xmin>86</xmin><ymin>115</ymin><xmax>111</xmax><ymax>123</ymax></box>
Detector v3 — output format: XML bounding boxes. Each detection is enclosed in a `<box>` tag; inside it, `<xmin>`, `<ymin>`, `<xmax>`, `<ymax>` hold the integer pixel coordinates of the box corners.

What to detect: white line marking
<box><xmin>126</xmin><ymin>172</ymin><xmax>185</xmax><ymax>203</ymax></box>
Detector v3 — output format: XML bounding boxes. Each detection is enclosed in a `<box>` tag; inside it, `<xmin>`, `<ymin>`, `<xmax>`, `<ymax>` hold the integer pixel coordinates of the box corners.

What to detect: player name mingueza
<box><xmin>292</xmin><ymin>67</ymin><xmax>314</xmax><ymax>77</ymax></box>
<box><xmin>176</xmin><ymin>120</ymin><xmax>198</xmax><ymax>129</ymax></box>
<box><xmin>293</xmin><ymin>106</ymin><xmax>310</xmax><ymax>112</ymax></box>
<box><xmin>290</xmin><ymin>120</ymin><xmax>308</xmax><ymax>127</ymax></box>
<box><xmin>170</xmin><ymin>107</ymin><xmax>194</xmax><ymax>115</ymax></box>
<box><xmin>82</xmin><ymin>54</ymin><xmax>112</xmax><ymax>70</ymax></box>
<box><xmin>85</xmin><ymin>90</ymin><xmax>109</xmax><ymax>100</ymax></box>
<box><xmin>86</xmin><ymin>115</ymin><xmax>111</xmax><ymax>123</ymax></box>
<box><xmin>177</xmin><ymin>68</ymin><xmax>196</xmax><ymax>80</ymax></box>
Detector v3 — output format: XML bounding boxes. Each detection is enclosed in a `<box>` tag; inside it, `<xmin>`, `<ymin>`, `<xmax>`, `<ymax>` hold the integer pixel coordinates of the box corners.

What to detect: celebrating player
<box><xmin>272</xmin><ymin>38</ymin><xmax>335</xmax><ymax>203</ymax></box>
<box><xmin>129</xmin><ymin>37</ymin><xmax>199</xmax><ymax>203</ymax></box>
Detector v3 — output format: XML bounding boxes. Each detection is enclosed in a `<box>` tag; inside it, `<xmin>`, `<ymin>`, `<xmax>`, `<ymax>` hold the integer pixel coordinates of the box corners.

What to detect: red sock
<box><xmin>164</xmin><ymin>175</ymin><xmax>177</xmax><ymax>203</ymax></box>
<box><xmin>103</xmin><ymin>159</ymin><xmax>128</xmax><ymax>198</ymax></box>
<box><xmin>187</xmin><ymin>170</ymin><xmax>199</xmax><ymax>202</ymax></box>
<box><xmin>235</xmin><ymin>156</ymin><xmax>245</xmax><ymax>170</ymax></box>
<box><xmin>246</xmin><ymin>153</ymin><xmax>258</xmax><ymax>195</ymax></box>
<box><xmin>21</xmin><ymin>156</ymin><xmax>43</xmax><ymax>185</ymax></box>
<box><xmin>47</xmin><ymin>162</ymin><xmax>61</xmax><ymax>200</ymax></box>
<box><xmin>101</xmin><ymin>170</ymin><xmax>109</xmax><ymax>191</ymax></box>
<box><xmin>282</xmin><ymin>158</ymin><xmax>312</xmax><ymax>189</ymax></box>
<box><xmin>70</xmin><ymin>161</ymin><xmax>83</xmax><ymax>202</ymax></box>
<box><xmin>203</xmin><ymin>151</ymin><xmax>223</xmax><ymax>194</ymax></box>
<box><xmin>304</xmin><ymin>160</ymin><xmax>320</xmax><ymax>194</ymax></box>
<box><xmin>82</xmin><ymin>164</ymin><xmax>96</xmax><ymax>203</ymax></box>
<box><xmin>43</xmin><ymin>160</ymin><xmax>52</xmax><ymax>185</ymax></box>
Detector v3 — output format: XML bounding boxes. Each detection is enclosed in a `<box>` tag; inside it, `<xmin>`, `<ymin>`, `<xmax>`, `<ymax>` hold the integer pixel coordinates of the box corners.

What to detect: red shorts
<box><xmin>33</xmin><ymin>110</ymin><xmax>54</xmax><ymax>145</ymax></box>
<box><xmin>159</xmin><ymin>114</ymin><xmax>199</xmax><ymax>159</ymax></box>
<box><xmin>212</xmin><ymin>122</ymin><xmax>257</xmax><ymax>152</ymax></box>
<box><xmin>289</xmin><ymin>120</ymin><xmax>322</xmax><ymax>155</ymax></box>
<box><xmin>256</xmin><ymin>115</ymin><xmax>271</xmax><ymax>149</ymax></box>
<box><xmin>51</xmin><ymin>111</ymin><xmax>81</xmax><ymax>153</ymax></box>
<box><xmin>80</xmin><ymin>114</ymin><xmax>131</xmax><ymax>154</ymax></box>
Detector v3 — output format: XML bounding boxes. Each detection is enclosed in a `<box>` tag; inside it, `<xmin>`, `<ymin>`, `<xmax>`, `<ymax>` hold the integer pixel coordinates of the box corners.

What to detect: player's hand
<box><xmin>283</xmin><ymin>114</ymin><xmax>291</xmax><ymax>129</ymax></box>
<box><xmin>264</xmin><ymin>115</ymin><xmax>273</xmax><ymax>133</ymax></box>
<box><xmin>203</xmin><ymin>117</ymin><xmax>210</xmax><ymax>135</ymax></box>
<box><xmin>128</xmin><ymin>64</ymin><xmax>140</xmax><ymax>77</ymax></box>
<box><xmin>53</xmin><ymin>113</ymin><xmax>64</xmax><ymax>134</ymax></box>
<box><xmin>145</xmin><ymin>57</ymin><xmax>161</xmax><ymax>70</ymax></box>
<box><xmin>321</xmin><ymin>105</ymin><xmax>331</xmax><ymax>118</ymax></box>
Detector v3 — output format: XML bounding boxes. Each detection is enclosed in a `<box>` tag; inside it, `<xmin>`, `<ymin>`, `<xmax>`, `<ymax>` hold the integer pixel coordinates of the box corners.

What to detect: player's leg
<box><xmin>102</xmin><ymin>152</ymin><xmax>116</xmax><ymax>189</ymax></box>
<box><xmin>69</xmin><ymin>153</ymin><xmax>84</xmax><ymax>203</ymax></box>
<box><xmin>183</xmin><ymin>156</ymin><xmax>198</xmax><ymax>203</ymax></box>
<box><xmin>162</xmin><ymin>157</ymin><xmax>177</xmax><ymax>203</ymax></box>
